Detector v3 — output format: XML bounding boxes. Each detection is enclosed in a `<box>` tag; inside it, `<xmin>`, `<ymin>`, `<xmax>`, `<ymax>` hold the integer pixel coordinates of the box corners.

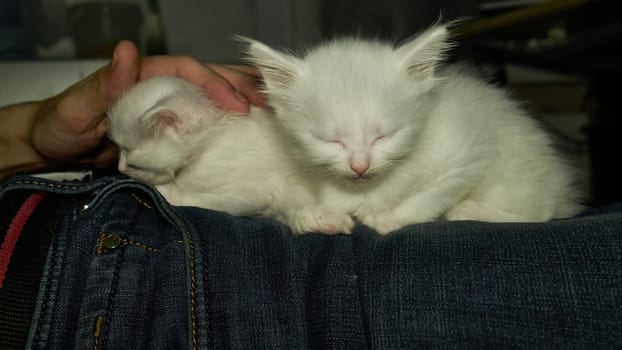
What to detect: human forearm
<box><xmin>0</xmin><ymin>101</ymin><xmax>49</xmax><ymax>180</ymax></box>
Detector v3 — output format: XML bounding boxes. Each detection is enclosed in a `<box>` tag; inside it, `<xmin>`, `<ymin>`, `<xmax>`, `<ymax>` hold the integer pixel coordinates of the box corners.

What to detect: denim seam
<box><xmin>178</xmin><ymin>220</ymin><xmax>198</xmax><ymax>350</ymax></box>
<box><xmin>100</xmin><ymin>248</ymin><xmax>125</xmax><ymax>349</ymax></box>
<box><xmin>82</xmin><ymin>182</ymin><xmax>177</xmax><ymax>227</ymax></box>
<box><xmin>92</xmin><ymin>315</ymin><xmax>104</xmax><ymax>350</ymax></box>
<box><xmin>95</xmin><ymin>233</ymin><xmax>165</xmax><ymax>255</ymax></box>
<box><xmin>0</xmin><ymin>178</ymin><xmax>115</xmax><ymax>199</ymax></box>
<box><xmin>130</xmin><ymin>193</ymin><xmax>153</xmax><ymax>209</ymax></box>
<box><xmin>200</xmin><ymin>240</ymin><xmax>212</xmax><ymax>348</ymax></box>
<box><xmin>11</xmin><ymin>180</ymin><xmax>86</xmax><ymax>190</ymax></box>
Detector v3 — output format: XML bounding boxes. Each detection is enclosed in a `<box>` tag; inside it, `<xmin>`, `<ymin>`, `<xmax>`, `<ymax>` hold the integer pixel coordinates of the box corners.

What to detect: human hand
<box><xmin>31</xmin><ymin>40</ymin><xmax>267</xmax><ymax>169</ymax></box>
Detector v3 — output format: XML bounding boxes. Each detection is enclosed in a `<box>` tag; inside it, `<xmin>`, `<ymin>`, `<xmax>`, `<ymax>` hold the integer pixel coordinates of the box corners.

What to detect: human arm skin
<box><xmin>0</xmin><ymin>101</ymin><xmax>48</xmax><ymax>180</ymax></box>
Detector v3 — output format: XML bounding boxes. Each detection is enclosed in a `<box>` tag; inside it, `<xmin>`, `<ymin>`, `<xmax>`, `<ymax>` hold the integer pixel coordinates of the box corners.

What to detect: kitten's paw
<box><xmin>291</xmin><ymin>207</ymin><xmax>354</xmax><ymax>235</ymax></box>
<box><xmin>361</xmin><ymin>212</ymin><xmax>403</xmax><ymax>235</ymax></box>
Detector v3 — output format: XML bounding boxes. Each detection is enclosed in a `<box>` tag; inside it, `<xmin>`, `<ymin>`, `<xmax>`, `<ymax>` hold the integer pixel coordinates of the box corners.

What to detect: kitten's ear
<box><xmin>140</xmin><ymin>97</ymin><xmax>205</xmax><ymax>135</ymax></box>
<box><xmin>237</xmin><ymin>36</ymin><xmax>302</xmax><ymax>90</ymax></box>
<box><xmin>396</xmin><ymin>23</ymin><xmax>455</xmax><ymax>80</ymax></box>
<box><xmin>141</xmin><ymin>107</ymin><xmax>184</xmax><ymax>135</ymax></box>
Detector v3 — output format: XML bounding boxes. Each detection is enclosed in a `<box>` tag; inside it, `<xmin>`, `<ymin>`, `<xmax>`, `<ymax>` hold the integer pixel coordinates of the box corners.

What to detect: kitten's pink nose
<box><xmin>350</xmin><ymin>163</ymin><xmax>369</xmax><ymax>176</ymax></box>
<box><xmin>350</xmin><ymin>153</ymin><xmax>370</xmax><ymax>176</ymax></box>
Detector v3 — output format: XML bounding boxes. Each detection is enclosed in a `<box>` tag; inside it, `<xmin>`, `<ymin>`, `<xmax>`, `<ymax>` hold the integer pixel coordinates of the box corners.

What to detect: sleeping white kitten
<box><xmin>107</xmin><ymin>24</ymin><xmax>581</xmax><ymax>234</ymax></box>
<box><xmin>107</xmin><ymin>76</ymin><xmax>346</xmax><ymax>234</ymax></box>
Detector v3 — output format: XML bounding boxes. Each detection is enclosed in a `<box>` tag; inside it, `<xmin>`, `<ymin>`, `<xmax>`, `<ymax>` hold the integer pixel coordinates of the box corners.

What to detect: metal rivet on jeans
<box><xmin>101</xmin><ymin>234</ymin><xmax>121</xmax><ymax>249</ymax></box>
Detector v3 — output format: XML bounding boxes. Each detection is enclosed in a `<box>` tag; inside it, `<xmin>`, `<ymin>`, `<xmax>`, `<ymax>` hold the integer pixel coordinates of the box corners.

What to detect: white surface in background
<box><xmin>0</xmin><ymin>60</ymin><xmax>106</xmax><ymax>107</ymax></box>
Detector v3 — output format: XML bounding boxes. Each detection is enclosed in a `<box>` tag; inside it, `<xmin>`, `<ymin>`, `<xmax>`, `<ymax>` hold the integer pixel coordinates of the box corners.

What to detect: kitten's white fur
<box><xmin>107</xmin><ymin>24</ymin><xmax>581</xmax><ymax>234</ymax></box>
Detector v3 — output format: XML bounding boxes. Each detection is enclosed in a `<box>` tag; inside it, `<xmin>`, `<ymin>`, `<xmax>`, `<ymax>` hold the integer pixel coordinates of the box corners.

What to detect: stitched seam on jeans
<box><xmin>122</xmin><ymin>239</ymin><xmax>160</xmax><ymax>252</ymax></box>
<box><xmin>101</xmin><ymin>249</ymin><xmax>124</xmax><ymax>348</ymax></box>
<box><xmin>96</xmin><ymin>234</ymin><xmax>176</xmax><ymax>255</ymax></box>
<box><xmin>92</xmin><ymin>315</ymin><xmax>104</xmax><ymax>350</ymax></box>
<box><xmin>130</xmin><ymin>193</ymin><xmax>152</xmax><ymax>209</ymax></box>
<box><xmin>179</xmin><ymin>221</ymin><xmax>198</xmax><ymax>350</ymax></box>
<box><xmin>12</xmin><ymin>181</ymin><xmax>84</xmax><ymax>190</ymax></box>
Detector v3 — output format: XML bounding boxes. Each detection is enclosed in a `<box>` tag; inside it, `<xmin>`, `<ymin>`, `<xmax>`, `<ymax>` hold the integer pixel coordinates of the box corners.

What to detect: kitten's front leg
<box><xmin>361</xmin><ymin>161</ymin><xmax>487</xmax><ymax>234</ymax></box>
<box><xmin>361</xmin><ymin>185</ymin><xmax>472</xmax><ymax>235</ymax></box>
<box><xmin>286</xmin><ymin>206</ymin><xmax>354</xmax><ymax>235</ymax></box>
<box><xmin>361</xmin><ymin>194</ymin><xmax>453</xmax><ymax>235</ymax></box>
<box><xmin>360</xmin><ymin>211</ymin><xmax>404</xmax><ymax>235</ymax></box>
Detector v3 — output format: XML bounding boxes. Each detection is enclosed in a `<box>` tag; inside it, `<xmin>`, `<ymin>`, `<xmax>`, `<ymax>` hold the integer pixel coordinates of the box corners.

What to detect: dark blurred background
<box><xmin>1</xmin><ymin>0</ymin><xmax>620</xmax><ymax>206</ymax></box>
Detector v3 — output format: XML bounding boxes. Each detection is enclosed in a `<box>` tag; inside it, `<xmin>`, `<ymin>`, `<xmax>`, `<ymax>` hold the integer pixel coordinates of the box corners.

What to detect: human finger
<box><xmin>206</xmin><ymin>64</ymin><xmax>268</xmax><ymax>109</ymax></box>
<box><xmin>140</xmin><ymin>55</ymin><xmax>251</xmax><ymax>113</ymax></box>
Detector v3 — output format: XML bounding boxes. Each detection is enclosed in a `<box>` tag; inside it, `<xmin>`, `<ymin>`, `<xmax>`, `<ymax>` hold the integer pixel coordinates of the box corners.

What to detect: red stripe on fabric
<box><xmin>0</xmin><ymin>192</ymin><xmax>45</xmax><ymax>288</ymax></box>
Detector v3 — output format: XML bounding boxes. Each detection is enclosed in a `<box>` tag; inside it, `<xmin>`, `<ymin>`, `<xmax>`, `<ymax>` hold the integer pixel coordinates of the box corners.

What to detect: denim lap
<box><xmin>1</xmin><ymin>175</ymin><xmax>620</xmax><ymax>349</ymax></box>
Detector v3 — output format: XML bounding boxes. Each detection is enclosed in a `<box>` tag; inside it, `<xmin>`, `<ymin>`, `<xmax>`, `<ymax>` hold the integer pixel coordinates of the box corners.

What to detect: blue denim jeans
<box><xmin>1</xmin><ymin>175</ymin><xmax>621</xmax><ymax>349</ymax></box>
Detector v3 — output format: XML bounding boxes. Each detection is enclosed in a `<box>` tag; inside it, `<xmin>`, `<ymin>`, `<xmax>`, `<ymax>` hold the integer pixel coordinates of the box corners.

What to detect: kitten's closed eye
<box><xmin>373</xmin><ymin>130</ymin><xmax>397</xmax><ymax>144</ymax></box>
<box><xmin>320</xmin><ymin>130</ymin><xmax>396</xmax><ymax>151</ymax></box>
<box><xmin>312</xmin><ymin>133</ymin><xmax>345</xmax><ymax>149</ymax></box>
<box><xmin>328</xmin><ymin>140</ymin><xmax>345</xmax><ymax>149</ymax></box>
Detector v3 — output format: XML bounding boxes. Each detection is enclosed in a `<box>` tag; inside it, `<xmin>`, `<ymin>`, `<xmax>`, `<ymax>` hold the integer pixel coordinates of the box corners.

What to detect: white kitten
<box><xmin>107</xmin><ymin>24</ymin><xmax>582</xmax><ymax>235</ymax></box>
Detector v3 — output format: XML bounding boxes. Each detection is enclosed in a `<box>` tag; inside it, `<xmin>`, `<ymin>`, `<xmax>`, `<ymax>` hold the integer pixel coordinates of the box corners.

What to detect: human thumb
<box><xmin>31</xmin><ymin>41</ymin><xmax>141</xmax><ymax>162</ymax></box>
<box><xmin>101</xmin><ymin>40</ymin><xmax>141</xmax><ymax>102</ymax></box>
